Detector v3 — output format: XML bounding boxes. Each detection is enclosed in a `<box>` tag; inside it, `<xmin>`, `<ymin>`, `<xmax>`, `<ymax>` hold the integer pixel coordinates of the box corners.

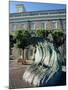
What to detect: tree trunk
<box><xmin>20</xmin><ymin>49</ymin><xmax>23</xmax><ymax>59</ymax></box>
<box><xmin>22</xmin><ymin>49</ymin><xmax>24</xmax><ymax>60</ymax></box>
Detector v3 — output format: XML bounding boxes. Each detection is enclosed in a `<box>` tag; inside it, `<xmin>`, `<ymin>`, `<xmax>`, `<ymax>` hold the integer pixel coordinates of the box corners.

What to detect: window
<box><xmin>41</xmin><ymin>22</ymin><xmax>46</xmax><ymax>30</ymax></box>
<box><xmin>9</xmin><ymin>24</ymin><xmax>12</xmax><ymax>32</ymax></box>
<box><xmin>12</xmin><ymin>24</ymin><xmax>16</xmax><ymax>32</ymax></box>
<box><xmin>52</xmin><ymin>21</ymin><xmax>57</xmax><ymax>29</ymax></box>
<box><xmin>62</xmin><ymin>20</ymin><xmax>66</xmax><ymax>31</ymax></box>
<box><xmin>20</xmin><ymin>24</ymin><xmax>25</xmax><ymax>30</ymax></box>
<box><xmin>30</xmin><ymin>22</ymin><xmax>35</xmax><ymax>30</ymax></box>
<box><xmin>17</xmin><ymin>23</ymin><xmax>25</xmax><ymax>30</ymax></box>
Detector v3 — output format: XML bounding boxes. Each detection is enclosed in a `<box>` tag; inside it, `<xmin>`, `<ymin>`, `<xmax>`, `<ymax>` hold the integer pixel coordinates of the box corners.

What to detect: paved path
<box><xmin>9</xmin><ymin>60</ymin><xmax>34</xmax><ymax>89</ymax></box>
<box><xmin>9</xmin><ymin>60</ymin><xmax>66</xmax><ymax>89</ymax></box>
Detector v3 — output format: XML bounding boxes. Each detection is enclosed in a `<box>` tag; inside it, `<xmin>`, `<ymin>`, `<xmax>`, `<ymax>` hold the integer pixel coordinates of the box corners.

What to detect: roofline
<box><xmin>16</xmin><ymin>4</ymin><xmax>25</xmax><ymax>6</ymax></box>
<box><xmin>9</xmin><ymin>9</ymin><xmax>66</xmax><ymax>15</ymax></box>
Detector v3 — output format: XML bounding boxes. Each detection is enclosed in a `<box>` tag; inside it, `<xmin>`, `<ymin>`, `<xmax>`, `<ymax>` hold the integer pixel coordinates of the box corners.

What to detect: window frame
<box><xmin>41</xmin><ymin>21</ymin><xmax>46</xmax><ymax>30</ymax></box>
<box><xmin>30</xmin><ymin>22</ymin><xmax>35</xmax><ymax>30</ymax></box>
<box><xmin>52</xmin><ymin>21</ymin><xmax>57</xmax><ymax>29</ymax></box>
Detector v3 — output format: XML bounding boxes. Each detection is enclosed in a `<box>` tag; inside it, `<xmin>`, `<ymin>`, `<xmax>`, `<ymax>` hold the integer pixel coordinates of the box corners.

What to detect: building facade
<box><xmin>9</xmin><ymin>9</ymin><xmax>66</xmax><ymax>32</ymax></box>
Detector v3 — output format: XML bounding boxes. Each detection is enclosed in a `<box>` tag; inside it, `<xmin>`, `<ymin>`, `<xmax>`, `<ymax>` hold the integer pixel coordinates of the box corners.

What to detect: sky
<box><xmin>9</xmin><ymin>1</ymin><xmax>66</xmax><ymax>13</ymax></box>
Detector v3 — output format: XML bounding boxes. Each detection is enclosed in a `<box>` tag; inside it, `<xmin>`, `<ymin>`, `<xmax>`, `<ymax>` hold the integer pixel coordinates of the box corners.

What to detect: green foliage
<box><xmin>36</xmin><ymin>30</ymin><xmax>45</xmax><ymax>38</ymax></box>
<box><xmin>52</xmin><ymin>30</ymin><xmax>66</xmax><ymax>47</ymax></box>
<box><xmin>45</xmin><ymin>30</ymin><xmax>51</xmax><ymax>37</ymax></box>
<box><xmin>23</xmin><ymin>30</ymin><xmax>31</xmax><ymax>38</ymax></box>
<box><xmin>14</xmin><ymin>30</ymin><xmax>32</xmax><ymax>59</ymax></box>
<box><xmin>10</xmin><ymin>29</ymin><xmax>66</xmax><ymax>49</ymax></box>
<box><xmin>35</xmin><ymin>29</ymin><xmax>51</xmax><ymax>38</ymax></box>
<box><xmin>10</xmin><ymin>34</ymin><xmax>16</xmax><ymax>48</ymax></box>
<box><xmin>15</xmin><ymin>30</ymin><xmax>23</xmax><ymax>41</ymax></box>
<box><xmin>15</xmin><ymin>30</ymin><xmax>31</xmax><ymax>49</ymax></box>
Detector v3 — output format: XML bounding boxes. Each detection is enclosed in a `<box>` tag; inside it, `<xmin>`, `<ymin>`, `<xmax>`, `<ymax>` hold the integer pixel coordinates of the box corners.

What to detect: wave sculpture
<box><xmin>23</xmin><ymin>39</ymin><xmax>62</xmax><ymax>87</ymax></box>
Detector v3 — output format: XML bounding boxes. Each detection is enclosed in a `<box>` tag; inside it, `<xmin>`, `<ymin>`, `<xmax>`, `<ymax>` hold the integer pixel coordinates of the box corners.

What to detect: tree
<box><xmin>52</xmin><ymin>30</ymin><xmax>66</xmax><ymax>47</ymax></box>
<box><xmin>36</xmin><ymin>29</ymin><xmax>51</xmax><ymax>38</ymax></box>
<box><xmin>36</xmin><ymin>30</ymin><xmax>45</xmax><ymax>38</ymax></box>
<box><xmin>10</xmin><ymin>33</ymin><xmax>16</xmax><ymax>55</ymax></box>
<box><xmin>15</xmin><ymin>30</ymin><xmax>31</xmax><ymax>60</ymax></box>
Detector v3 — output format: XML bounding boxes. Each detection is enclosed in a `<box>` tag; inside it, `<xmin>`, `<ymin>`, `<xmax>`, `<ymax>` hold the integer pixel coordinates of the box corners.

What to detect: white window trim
<box><xmin>20</xmin><ymin>24</ymin><xmax>25</xmax><ymax>29</ymax></box>
<box><xmin>31</xmin><ymin>22</ymin><xmax>35</xmax><ymax>30</ymax></box>
<box><xmin>41</xmin><ymin>21</ymin><xmax>46</xmax><ymax>30</ymax></box>
<box><xmin>12</xmin><ymin>24</ymin><xmax>16</xmax><ymax>31</ymax></box>
<box><xmin>52</xmin><ymin>21</ymin><xmax>57</xmax><ymax>29</ymax></box>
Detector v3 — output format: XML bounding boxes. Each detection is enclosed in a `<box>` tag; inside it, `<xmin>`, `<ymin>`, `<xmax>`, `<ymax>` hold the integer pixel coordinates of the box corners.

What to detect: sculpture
<box><xmin>23</xmin><ymin>39</ymin><xmax>62</xmax><ymax>86</ymax></box>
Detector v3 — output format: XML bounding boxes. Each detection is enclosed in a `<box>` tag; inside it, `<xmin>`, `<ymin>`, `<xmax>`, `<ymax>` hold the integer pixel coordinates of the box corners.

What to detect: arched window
<box><xmin>52</xmin><ymin>21</ymin><xmax>57</xmax><ymax>29</ymax></box>
<box><xmin>41</xmin><ymin>21</ymin><xmax>46</xmax><ymax>30</ymax></box>
<box><xmin>30</xmin><ymin>22</ymin><xmax>35</xmax><ymax>30</ymax></box>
